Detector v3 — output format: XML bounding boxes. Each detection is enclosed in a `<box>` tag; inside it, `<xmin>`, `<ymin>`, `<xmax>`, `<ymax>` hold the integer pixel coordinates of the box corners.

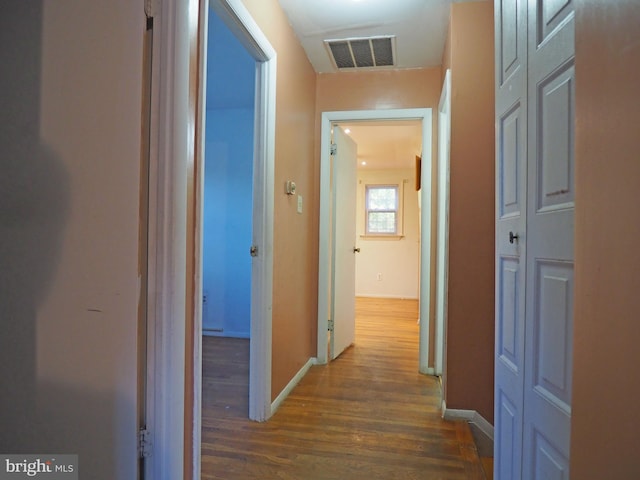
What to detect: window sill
<box><xmin>359</xmin><ymin>234</ymin><xmax>404</xmax><ymax>241</ymax></box>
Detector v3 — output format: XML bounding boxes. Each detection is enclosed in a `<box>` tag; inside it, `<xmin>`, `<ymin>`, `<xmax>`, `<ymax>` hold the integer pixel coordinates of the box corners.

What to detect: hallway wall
<box><xmin>441</xmin><ymin>0</ymin><xmax>495</xmax><ymax>423</ymax></box>
<box><xmin>0</xmin><ymin>1</ymin><xmax>144</xmax><ymax>477</ymax></box>
<box><xmin>572</xmin><ymin>1</ymin><xmax>640</xmax><ymax>477</ymax></box>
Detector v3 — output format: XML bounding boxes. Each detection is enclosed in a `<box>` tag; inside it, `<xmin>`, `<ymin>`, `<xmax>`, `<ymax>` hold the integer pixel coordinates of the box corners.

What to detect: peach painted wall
<box><xmin>241</xmin><ymin>0</ymin><xmax>319</xmax><ymax>400</ymax></box>
<box><xmin>571</xmin><ymin>1</ymin><xmax>640</xmax><ymax>477</ymax></box>
<box><xmin>442</xmin><ymin>1</ymin><xmax>495</xmax><ymax>423</ymax></box>
<box><xmin>316</xmin><ymin>67</ymin><xmax>442</xmax><ymax>366</ymax></box>
<box><xmin>317</xmin><ymin>69</ymin><xmax>442</xmax><ymax>113</ymax></box>
<box><xmin>0</xmin><ymin>1</ymin><xmax>144</xmax><ymax>477</ymax></box>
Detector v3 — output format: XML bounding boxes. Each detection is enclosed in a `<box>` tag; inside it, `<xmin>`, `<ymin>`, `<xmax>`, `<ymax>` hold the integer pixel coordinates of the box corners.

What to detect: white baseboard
<box><xmin>442</xmin><ymin>405</ymin><xmax>494</xmax><ymax>441</ymax></box>
<box><xmin>270</xmin><ymin>357</ymin><xmax>317</xmax><ymax>415</ymax></box>
<box><xmin>419</xmin><ymin>366</ymin><xmax>436</xmax><ymax>375</ymax></box>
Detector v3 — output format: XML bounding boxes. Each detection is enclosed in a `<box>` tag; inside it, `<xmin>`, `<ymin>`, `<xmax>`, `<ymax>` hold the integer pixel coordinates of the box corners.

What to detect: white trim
<box><xmin>191</xmin><ymin>2</ymin><xmax>208</xmax><ymax>479</ymax></box>
<box><xmin>435</xmin><ymin>69</ymin><xmax>451</xmax><ymax>377</ymax></box>
<box><xmin>443</xmin><ymin>407</ymin><xmax>495</xmax><ymax>441</ymax></box>
<box><xmin>317</xmin><ymin>109</ymin><xmax>432</xmax><ymax>368</ymax></box>
<box><xmin>147</xmin><ymin>0</ymin><xmax>277</xmax><ymax>478</ymax></box>
<box><xmin>418</xmin><ymin>114</ymin><xmax>433</xmax><ymax>374</ymax></box>
<box><xmin>443</xmin><ymin>407</ymin><xmax>475</xmax><ymax>421</ymax></box>
<box><xmin>270</xmin><ymin>358</ymin><xmax>317</xmax><ymax>414</ymax></box>
<box><xmin>471</xmin><ymin>412</ymin><xmax>494</xmax><ymax>441</ymax></box>
<box><xmin>145</xmin><ymin>0</ymin><xmax>191</xmax><ymax>477</ymax></box>
<box><xmin>364</xmin><ymin>183</ymin><xmax>404</xmax><ymax>236</ymax></box>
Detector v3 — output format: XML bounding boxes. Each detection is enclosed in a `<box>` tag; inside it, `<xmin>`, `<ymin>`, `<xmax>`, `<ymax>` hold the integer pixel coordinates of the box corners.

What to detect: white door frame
<box><xmin>434</xmin><ymin>70</ymin><xmax>451</xmax><ymax>376</ymax></box>
<box><xmin>146</xmin><ymin>0</ymin><xmax>276</xmax><ymax>477</ymax></box>
<box><xmin>317</xmin><ymin>108</ymin><xmax>433</xmax><ymax>373</ymax></box>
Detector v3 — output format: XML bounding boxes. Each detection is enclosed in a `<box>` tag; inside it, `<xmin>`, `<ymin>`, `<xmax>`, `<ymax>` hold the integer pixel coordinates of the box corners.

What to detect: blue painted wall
<box><xmin>202</xmin><ymin>9</ymin><xmax>255</xmax><ymax>338</ymax></box>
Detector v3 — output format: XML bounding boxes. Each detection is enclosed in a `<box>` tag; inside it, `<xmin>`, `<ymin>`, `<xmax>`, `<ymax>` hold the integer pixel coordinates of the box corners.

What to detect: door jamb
<box><xmin>317</xmin><ymin>108</ymin><xmax>433</xmax><ymax>372</ymax></box>
<box><xmin>435</xmin><ymin>70</ymin><xmax>451</xmax><ymax>376</ymax></box>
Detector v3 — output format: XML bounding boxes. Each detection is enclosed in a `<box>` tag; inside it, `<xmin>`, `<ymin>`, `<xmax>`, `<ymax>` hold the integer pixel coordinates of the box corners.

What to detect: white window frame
<box><xmin>362</xmin><ymin>182</ymin><xmax>404</xmax><ymax>238</ymax></box>
<box><xmin>364</xmin><ymin>184</ymin><xmax>400</xmax><ymax>235</ymax></box>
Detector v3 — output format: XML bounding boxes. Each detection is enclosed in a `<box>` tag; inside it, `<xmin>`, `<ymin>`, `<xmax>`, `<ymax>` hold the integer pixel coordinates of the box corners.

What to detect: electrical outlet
<box><xmin>377</xmin><ymin>273</ymin><xmax>382</xmax><ymax>281</ymax></box>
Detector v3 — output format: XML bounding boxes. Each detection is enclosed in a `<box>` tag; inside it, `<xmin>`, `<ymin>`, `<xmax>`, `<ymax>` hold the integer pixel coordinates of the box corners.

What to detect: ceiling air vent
<box><xmin>325</xmin><ymin>36</ymin><xmax>396</xmax><ymax>70</ymax></box>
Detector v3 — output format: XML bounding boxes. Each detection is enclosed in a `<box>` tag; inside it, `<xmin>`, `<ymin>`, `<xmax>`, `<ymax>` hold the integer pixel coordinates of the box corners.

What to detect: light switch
<box><xmin>297</xmin><ymin>195</ymin><xmax>303</xmax><ymax>214</ymax></box>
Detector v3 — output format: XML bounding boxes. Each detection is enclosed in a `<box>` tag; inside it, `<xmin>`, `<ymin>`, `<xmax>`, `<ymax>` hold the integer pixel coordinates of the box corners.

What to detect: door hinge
<box><xmin>328</xmin><ymin>319</ymin><xmax>334</xmax><ymax>332</ymax></box>
<box><xmin>138</xmin><ymin>427</ymin><xmax>153</xmax><ymax>459</ymax></box>
<box><xmin>250</xmin><ymin>245</ymin><xmax>259</xmax><ymax>257</ymax></box>
<box><xmin>330</xmin><ymin>143</ymin><xmax>337</xmax><ymax>156</ymax></box>
<box><xmin>144</xmin><ymin>0</ymin><xmax>158</xmax><ymax>18</ymax></box>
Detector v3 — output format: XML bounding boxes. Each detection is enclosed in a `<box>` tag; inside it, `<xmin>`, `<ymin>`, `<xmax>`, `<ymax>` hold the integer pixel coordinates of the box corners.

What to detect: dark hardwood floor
<box><xmin>201</xmin><ymin>297</ymin><xmax>486</xmax><ymax>479</ymax></box>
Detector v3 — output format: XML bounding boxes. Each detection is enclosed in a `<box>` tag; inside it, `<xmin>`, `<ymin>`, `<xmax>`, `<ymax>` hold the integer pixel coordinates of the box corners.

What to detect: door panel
<box><xmin>497</xmin><ymin>259</ymin><xmax>521</xmax><ymax>372</ymax></box>
<box><xmin>498</xmin><ymin>0</ymin><xmax>523</xmax><ymax>86</ymax></box>
<box><xmin>537</xmin><ymin>65</ymin><xmax>575</xmax><ymax>213</ymax></box>
<box><xmin>495</xmin><ymin>0</ymin><xmax>527</xmax><ymax>477</ymax></box>
<box><xmin>523</xmin><ymin>0</ymin><xmax>575</xmax><ymax>476</ymax></box>
<box><xmin>532</xmin><ymin>431</ymin><xmax>569</xmax><ymax>480</ymax></box>
<box><xmin>495</xmin><ymin>0</ymin><xmax>574</xmax><ymax>476</ymax></box>
<box><xmin>330</xmin><ymin>126</ymin><xmax>357</xmax><ymax>360</ymax></box>
<box><xmin>497</xmin><ymin>392</ymin><xmax>518</xmax><ymax>479</ymax></box>
<box><xmin>537</xmin><ymin>0</ymin><xmax>573</xmax><ymax>46</ymax></box>
<box><xmin>534</xmin><ymin>263</ymin><xmax>573</xmax><ymax>406</ymax></box>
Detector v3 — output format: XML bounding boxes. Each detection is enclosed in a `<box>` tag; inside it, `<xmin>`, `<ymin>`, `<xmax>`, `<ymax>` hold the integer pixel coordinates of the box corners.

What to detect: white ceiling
<box><xmin>277</xmin><ymin>0</ymin><xmax>454</xmax><ymax>73</ymax></box>
<box><xmin>336</xmin><ymin>121</ymin><xmax>423</xmax><ymax>170</ymax></box>
<box><xmin>277</xmin><ymin>0</ymin><xmax>466</xmax><ymax>170</ymax></box>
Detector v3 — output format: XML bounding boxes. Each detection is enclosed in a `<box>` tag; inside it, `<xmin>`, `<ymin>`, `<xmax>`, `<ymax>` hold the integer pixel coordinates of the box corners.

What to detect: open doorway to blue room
<box><xmin>201</xmin><ymin>5</ymin><xmax>256</xmax><ymax>418</ymax></box>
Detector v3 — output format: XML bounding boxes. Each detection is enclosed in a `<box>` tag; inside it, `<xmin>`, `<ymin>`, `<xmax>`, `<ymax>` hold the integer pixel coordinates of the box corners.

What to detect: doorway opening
<box><xmin>326</xmin><ymin>120</ymin><xmax>424</xmax><ymax>361</ymax></box>
<box><xmin>192</xmin><ymin>0</ymin><xmax>277</xmax><ymax>476</ymax></box>
<box><xmin>145</xmin><ymin>0</ymin><xmax>276</xmax><ymax>477</ymax></box>
<box><xmin>201</xmin><ymin>3</ymin><xmax>256</xmax><ymax>422</ymax></box>
<box><xmin>317</xmin><ymin>109</ymin><xmax>435</xmax><ymax>373</ymax></box>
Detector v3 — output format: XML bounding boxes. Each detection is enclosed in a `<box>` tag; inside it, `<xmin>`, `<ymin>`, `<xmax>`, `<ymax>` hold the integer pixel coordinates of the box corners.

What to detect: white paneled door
<box><xmin>523</xmin><ymin>0</ymin><xmax>575</xmax><ymax>477</ymax></box>
<box><xmin>330</xmin><ymin>126</ymin><xmax>358</xmax><ymax>360</ymax></box>
<box><xmin>495</xmin><ymin>0</ymin><xmax>528</xmax><ymax>476</ymax></box>
<box><xmin>494</xmin><ymin>0</ymin><xmax>574</xmax><ymax>478</ymax></box>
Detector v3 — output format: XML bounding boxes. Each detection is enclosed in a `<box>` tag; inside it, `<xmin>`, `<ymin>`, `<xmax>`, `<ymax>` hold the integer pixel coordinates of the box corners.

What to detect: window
<box><xmin>365</xmin><ymin>185</ymin><xmax>399</xmax><ymax>235</ymax></box>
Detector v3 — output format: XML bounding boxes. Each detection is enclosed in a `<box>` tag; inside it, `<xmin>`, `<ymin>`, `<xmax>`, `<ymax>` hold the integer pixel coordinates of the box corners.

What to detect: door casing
<box><xmin>435</xmin><ymin>70</ymin><xmax>451</xmax><ymax>378</ymax></box>
<box><xmin>145</xmin><ymin>0</ymin><xmax>276</xmax><ymax>478</ymax></box>
<box><xmin>317</xmin><ymin>108</ymin><xmax>434</xmax><ymax>373</ymax></box>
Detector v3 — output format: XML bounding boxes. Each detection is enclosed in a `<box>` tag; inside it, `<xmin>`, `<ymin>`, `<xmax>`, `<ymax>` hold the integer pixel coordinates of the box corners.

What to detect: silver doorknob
<box><xmin>353</xmin><ymin>247</ymin><xmax>361</xmax><ymax>253</ymax></box>
<box><xmin>509</xmin><ymin>232</ymin><xmax>519</xmax><ymax>244</ymax></box>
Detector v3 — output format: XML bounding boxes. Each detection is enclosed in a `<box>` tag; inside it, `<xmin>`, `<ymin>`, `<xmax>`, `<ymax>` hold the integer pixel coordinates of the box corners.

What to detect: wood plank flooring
<box><xmin>201</xmin><ymin>297</ymin><xmax>486</xmax><ymax>479</ymax></box>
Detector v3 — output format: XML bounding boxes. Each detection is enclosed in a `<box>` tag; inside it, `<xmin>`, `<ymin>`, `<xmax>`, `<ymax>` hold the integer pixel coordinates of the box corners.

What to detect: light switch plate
<box><xmin>297</xmin><ymin>195</ymin><xmax>303</xmax><ymax>214</ymax></box>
